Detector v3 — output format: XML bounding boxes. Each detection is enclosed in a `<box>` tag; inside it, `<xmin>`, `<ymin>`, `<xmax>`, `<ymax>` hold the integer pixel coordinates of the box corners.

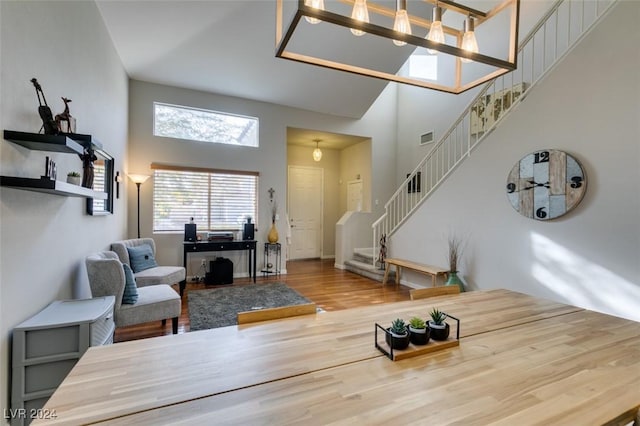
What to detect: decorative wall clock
<box><xmin>506</xmin><ymin>149</ymin><xmax>587</xmax><ymax>220</ymax></box>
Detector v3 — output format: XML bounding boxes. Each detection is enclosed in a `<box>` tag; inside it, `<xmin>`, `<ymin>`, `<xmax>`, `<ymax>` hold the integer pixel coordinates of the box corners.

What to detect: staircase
<box><xmin>344</xmin><ymin>247</ymin><xmax>394</xmax><ymax>282</ymax></box>
<box><xmin>370</xmin><ymin>0</ymin><xmax>619</xmax><ymax>264</ymax></box>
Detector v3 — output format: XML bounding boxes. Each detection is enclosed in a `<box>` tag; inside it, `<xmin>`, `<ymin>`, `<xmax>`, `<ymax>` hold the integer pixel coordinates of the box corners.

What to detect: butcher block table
<box><xmin>35</xmin><ymin>289</ymin><xmax>640</xmax><ymax>425</ymax></box>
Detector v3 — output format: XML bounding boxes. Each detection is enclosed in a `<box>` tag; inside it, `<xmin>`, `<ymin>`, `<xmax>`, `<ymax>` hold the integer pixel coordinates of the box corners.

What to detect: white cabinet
<box><xmin>11</xmin><ymin>296</ymin><xmax>115</xmax><ymax>425</ymax></box>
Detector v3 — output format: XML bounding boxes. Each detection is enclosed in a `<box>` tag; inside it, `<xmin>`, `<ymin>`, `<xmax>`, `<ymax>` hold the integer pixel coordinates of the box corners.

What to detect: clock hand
<box><xmin>523</xmin><ymin>180</ymin><xmax>551</xmax><ymax>190</ymax></box>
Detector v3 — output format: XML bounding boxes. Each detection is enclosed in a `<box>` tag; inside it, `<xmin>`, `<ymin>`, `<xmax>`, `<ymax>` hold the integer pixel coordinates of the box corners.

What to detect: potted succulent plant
<box><xmin>66</xmin><ymin>171</ymin><xmax>81</xmax><ymax>185</ymax></box>
<box><xmin>385</xmin><ymin>318</ymin><xmax>410</xmax><ymax>350</ymax></box>
<box><xmin>408</xmin><ymin>316</ymin><xmax>430</xmax><ymax>345</ymax></box>
<box><xmin>428</xmin><ymin>308</ymin><xmax>450</xmax><ymax>341</ymax></box>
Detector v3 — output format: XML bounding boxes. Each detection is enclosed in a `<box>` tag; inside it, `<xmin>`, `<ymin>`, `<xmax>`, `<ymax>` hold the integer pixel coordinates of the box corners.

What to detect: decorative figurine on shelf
<box><xmin>377</xmin><ymin>233</ymin><xmax>387</xmax><ymax>270</ymax></box>
<box><xmin>54</xmin><ymin>97</ymin><xmax>76</xmax><ymax>134</ymax></box>
<box><xmin>30</xmin><ymin>78</ymin><xmax>58</xmax><ymax>135</ymax></box>
<box><xmin>42</xmin><ymin>156</ymin><xmax>57</xmax><ymax>180</ymax></box>
<box><xmin>79</xmin><ymin>148</ymin><xmax>97</xmax><ymax>189</ymax></box>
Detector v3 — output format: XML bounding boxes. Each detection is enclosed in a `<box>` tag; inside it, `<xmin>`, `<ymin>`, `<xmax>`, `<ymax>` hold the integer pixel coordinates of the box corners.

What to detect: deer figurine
<box><xmin>55</xmin><ymin>97</ymin><xmax>75</xmax><ymax>133</ymax></box>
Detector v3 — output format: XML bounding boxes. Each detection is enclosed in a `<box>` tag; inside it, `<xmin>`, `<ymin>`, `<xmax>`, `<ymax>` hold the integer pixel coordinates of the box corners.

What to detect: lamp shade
<box><xmin>127</xmin><ymin>174</ymin><xmax>150</xmax><ymax>185</ymax></box>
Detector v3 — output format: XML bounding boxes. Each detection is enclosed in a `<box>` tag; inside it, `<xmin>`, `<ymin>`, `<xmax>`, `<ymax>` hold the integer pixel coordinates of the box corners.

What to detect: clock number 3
<box><xmin>534</xmin><ymin>151</ymin><xmax>549</xmax><ymax>163</ymax></box>
<box><xmin>570</xmin><ymin>176</ymin><xmax>583</xmax><ymax>188</ymax></box>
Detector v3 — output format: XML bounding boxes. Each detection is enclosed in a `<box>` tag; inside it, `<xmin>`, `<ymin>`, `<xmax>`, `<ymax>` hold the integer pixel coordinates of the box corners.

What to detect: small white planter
<box><xmin>67</xmin><ymin>175</ymin><xmax>81</xmax><ymax>185</ymax></box>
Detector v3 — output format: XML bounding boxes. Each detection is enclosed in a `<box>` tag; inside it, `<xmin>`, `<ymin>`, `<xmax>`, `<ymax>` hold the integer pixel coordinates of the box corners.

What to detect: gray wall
<box><xmin>0</xmin><ymin>0</ymin><xmax>129</xmax><ymax>414</ymax></box>
<box><xmin>128</xmin><ymin>81</ymin><xmax>398</xmax><ymax>274</ymax></box>
<box><xmin>390</xmin><ymin>1</ymin><xmax>640</xmax><ymax>321</ymax></box>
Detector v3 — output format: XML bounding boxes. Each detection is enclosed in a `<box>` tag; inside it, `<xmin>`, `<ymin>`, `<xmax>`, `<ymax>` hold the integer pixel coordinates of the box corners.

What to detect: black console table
<box><xmin>181</xmin><ymin>240</ymin><xmax>257</xmax><ymax>295</ymax></box>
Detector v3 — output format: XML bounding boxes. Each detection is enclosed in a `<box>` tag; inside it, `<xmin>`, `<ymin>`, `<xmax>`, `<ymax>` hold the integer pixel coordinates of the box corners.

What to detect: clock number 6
<box><xmin>570</xmin><ymin>176</ymin><xmax>583</xmax><ymax>188</ymax></box>
<box><xmin>536</xmin><ymin>207</ymin><xmax>547</xmax><ymax>219</ymax></box>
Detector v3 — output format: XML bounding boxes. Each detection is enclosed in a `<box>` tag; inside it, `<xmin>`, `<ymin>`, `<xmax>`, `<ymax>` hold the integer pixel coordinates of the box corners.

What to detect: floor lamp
<box><xmin>128</xmin><ymin>174</ymin><xmax>150</xmax><ymax>238</ymax></box>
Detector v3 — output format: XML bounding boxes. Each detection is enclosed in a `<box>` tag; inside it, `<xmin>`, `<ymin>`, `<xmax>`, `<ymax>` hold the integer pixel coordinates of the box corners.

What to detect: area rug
<box><xmin>188</xmin><ymin>283</ymin><xmax>312</xmax><ymax>331</ymax></box>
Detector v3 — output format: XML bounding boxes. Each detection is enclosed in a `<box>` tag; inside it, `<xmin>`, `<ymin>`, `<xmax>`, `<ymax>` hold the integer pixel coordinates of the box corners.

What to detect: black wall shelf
<box><xmin>3</xmin><ymin>130</ymin><xmax>84</xmax><ymax>154</ymax></box>
<box><xmin>1</xmin><ymin>130</ymin><xmax>109</xmax><ymax>201</ymax></box>
<box><xmin>0</xmin><ymin>176</ymin><xmax>108</xmax><ymax>199</ymax></box>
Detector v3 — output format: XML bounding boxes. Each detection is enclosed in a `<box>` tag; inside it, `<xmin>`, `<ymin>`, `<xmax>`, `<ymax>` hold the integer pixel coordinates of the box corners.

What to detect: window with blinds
<box><xmin>152</xmin><ymin>167</ymin><xmax>258</xmax><ymax>232</ymax></box>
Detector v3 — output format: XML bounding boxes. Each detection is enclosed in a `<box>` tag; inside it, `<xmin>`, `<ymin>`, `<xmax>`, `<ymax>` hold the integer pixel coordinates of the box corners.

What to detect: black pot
<box><xmin>429</xmin><ymin>322</ymin><xmax>450</xmax><ymax>341</ymax></box>
<box><xmin>409</xmin><ymin>327</ymin><xmax>430</xmax><ymax>345</ymax></box>
<box><xmin>385</xmin><ymin>329</ymin><xmax>410</xmax><ymax>350</ymax></box>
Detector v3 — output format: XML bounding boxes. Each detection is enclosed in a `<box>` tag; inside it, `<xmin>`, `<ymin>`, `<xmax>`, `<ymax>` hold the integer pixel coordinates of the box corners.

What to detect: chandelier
<box><xmin>312</xmin><ymin>139</ymin><xmax>323</xmax><ymax>161</ymax></box>
<box><xmin>276</xmin><ymin>0</ymin><xmax>520</xmax><ymax>94</ymax></box>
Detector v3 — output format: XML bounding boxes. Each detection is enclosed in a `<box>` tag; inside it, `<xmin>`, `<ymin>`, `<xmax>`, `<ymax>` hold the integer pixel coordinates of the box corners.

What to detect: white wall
<box><xmin>128</xmin><ymin>81</ymin><xmax>398</xmax><ymax>274</ymax></box>
<box><xmin>390</xmin><ymin>1</ymin><xmax>640</xmax><ymax>321</ymax></box>
<box><xmin>0</xmin><ymin>0</ymin><xmax>128</xmax><ymax>415</ymax></box>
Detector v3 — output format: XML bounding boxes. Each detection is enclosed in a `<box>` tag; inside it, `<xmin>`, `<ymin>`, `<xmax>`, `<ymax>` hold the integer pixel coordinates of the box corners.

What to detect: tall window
<box><xmin>152</xmin><ymin>164</ymin><xmax>258</xmax><ymax>233</ymax></box>
<box><xmin>153</xmin><ymin>102</ymin><xmax>259</xmax><ymax>147</ymax></box>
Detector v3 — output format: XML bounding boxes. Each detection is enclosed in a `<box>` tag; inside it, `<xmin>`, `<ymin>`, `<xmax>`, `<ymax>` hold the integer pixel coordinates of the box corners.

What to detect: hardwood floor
<box><xmin>114</xmin><ymin>259</ymin><xmax>411</xmax><ymax>342</ymax></box>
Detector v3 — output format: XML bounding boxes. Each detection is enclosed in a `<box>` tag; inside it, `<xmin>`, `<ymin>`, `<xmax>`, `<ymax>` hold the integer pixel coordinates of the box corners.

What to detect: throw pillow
<box><xmin>122</xmin><ymin>264</ymin><xmax>139</xmax><ymax>304</ymax></box>
<box><xmin>127</xmin><ymin>244</ymin><xmax>158</xmax><ymax>273</ymax></box>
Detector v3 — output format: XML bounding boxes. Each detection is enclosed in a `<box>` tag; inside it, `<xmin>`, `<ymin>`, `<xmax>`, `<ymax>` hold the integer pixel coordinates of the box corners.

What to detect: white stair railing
<box><xmin>372</xmin><ymin>0</ymin><xmax>618</xmax><ymax>266</ymax></box>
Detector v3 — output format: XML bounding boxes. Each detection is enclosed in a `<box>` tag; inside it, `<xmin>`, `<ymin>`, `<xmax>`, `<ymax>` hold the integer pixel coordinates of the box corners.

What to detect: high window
<box><xmin>153</xmin><ymin>102</ymin><xmax>259</xmax><ymax>147</ymax></box>
<box><xmin>151</xmin><ymin>164</ymin><xmax>258</xmax><ymax>233</ymax></box>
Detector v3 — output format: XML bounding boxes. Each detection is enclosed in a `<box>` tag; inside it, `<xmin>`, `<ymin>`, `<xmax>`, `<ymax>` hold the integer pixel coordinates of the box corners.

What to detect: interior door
<box><xmin>288</xmin><ymin>166</ymin><xmax>323</xmax><ymax>260</ymax></box>
<box><xmin>347</xmin><ymin>180</ymin><xmax>363</xmax><ymax>211</ymax></box>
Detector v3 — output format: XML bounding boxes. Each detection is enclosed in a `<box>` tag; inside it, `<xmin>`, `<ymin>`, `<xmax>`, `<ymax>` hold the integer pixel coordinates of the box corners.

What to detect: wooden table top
<box><xmin>37</xmin><ymin>289</ymin><xmax>640</xmax><ymax>425</ymax></box>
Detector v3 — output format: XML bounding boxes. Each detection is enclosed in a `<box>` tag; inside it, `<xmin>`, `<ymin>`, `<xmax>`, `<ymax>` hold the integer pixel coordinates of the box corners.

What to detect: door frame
<box><xmin>287</xmin><ymin>165</ymin><xmax>324</xmax><ymax>261</ymax></box>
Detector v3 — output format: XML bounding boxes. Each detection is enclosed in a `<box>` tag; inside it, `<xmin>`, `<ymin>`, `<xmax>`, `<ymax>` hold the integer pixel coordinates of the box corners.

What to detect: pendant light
<box><xmin>392</xmin><ymin>0</ymin><xmax>411</xmax><ymax>46</ymax></box>
<box><xmin>426</xmin><ymin>3</ymin><xmax>445</xmax><ymax>55</ymax></box>
<box><xmin>304</xmin><ymin>0</ymin><xmax>325</xmax><ymax>24</ymax></box>
<box><xmin>460</xmin><ymin>16</ymin><xmax>479</xmax><ymax>63</ymax></box>
<box><xmin>350</xmin><ymin>0</ymin><xmax>370</xmax><ymax>36</ymax></box>
<box><xmin>312</xmin><ymin>139</ymin><xmax>323</xmax><ymax>162</ymax></box>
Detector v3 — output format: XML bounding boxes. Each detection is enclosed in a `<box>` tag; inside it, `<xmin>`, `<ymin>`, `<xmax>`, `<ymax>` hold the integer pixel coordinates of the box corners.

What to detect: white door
<box><xmin>347</xmin><ymin>180</ymin><xmax>363</xmax><ymax>211</ymax></box>
<box><xmin>288</xmin><ymin>166</ymin><xmax>323</xmax><ymax>260</ymax></box>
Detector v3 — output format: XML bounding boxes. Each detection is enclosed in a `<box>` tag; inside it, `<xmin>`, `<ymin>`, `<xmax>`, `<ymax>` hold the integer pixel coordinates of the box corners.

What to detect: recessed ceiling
<box><xmin>287</xmin><ymin>127</ymin><xmax>369</xmax><ymax>150</ymax></box>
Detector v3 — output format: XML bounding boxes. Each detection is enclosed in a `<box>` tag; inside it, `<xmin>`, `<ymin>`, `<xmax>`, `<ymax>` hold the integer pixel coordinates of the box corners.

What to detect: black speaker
<box><xmin>243</xmin><ymin>223</ymin><xmax>254</xmax><ymax>240</ymax></box>
<box><xmin>184</xmin><ymin>223</ymin><xmax>197</xmax><ymax>242</ymax></box>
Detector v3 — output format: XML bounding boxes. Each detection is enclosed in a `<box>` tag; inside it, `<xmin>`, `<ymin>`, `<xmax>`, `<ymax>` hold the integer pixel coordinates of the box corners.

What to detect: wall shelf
<box><xmin>3</xmin><ymin>130</ymin><xmax>85</xmax><ymax>154</ymax></box>
<box><xmin>2</xmin><ymin>130</ymin><xmax>110</xmax><ymax>202</ymax></box>
<box><xmin>0</xmin><ymin>176</ymin><xmax>108</xmax><ymax>199</ymax></box>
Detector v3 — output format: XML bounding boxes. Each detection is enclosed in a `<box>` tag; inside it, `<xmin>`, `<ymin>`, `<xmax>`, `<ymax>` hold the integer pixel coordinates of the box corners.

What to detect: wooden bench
<box><xmin>382</xmin><ymin>258</ymin><xmax>448</xmax><ymax>288</ymax></box>
<box><xmin>237</xmin><ymin>303</ymin><xmax>317</xmax><ymax>325</ymax></box>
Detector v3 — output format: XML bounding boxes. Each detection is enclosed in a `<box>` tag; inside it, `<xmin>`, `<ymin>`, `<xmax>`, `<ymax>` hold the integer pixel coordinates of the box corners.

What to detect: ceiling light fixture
<box><xmin>460</xmin><ymin>16</ymin><xmax>479</xmax><ymax>63</ymax></box>
<box><xmin>303</xmin><ymin>0</ymin><xmax>325</xmax><ymax>24</ymax></box>
<box><xmin>275</xmin><ymin>0</ymin><xmax>520</xmax><ymax>94</ymax></box>
<box><xmin>392</xmin><ymin>0</ymin><xmax>411</xmax><ymax>46</ymax></box>
<box><xmin>312</xmin><ymin>139</ymin><xmax>323</xmax><ymax>162</ymax></box>
<box><xmin>426</xmin><ymin>3</ymin><xmax>445</xmax><ymax>55</ymax></box>
<box><xmin>350</xmin><ymin>0</ymin><xmax>369</xmax><ymax>36</ymax></box>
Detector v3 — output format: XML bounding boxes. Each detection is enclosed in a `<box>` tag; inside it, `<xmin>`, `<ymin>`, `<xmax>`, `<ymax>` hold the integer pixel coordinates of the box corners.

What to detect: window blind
<box><xmin>152</xmin><ymin>165</ymin><xmax>258</xmax><ymax>232</ymax></box>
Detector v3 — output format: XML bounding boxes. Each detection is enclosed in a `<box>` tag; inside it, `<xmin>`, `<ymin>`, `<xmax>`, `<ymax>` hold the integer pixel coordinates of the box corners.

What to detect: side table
<box><xmin>262</xmin><ymin>243</ymin><xmax>281</xmax><ymax>277</ymax></box>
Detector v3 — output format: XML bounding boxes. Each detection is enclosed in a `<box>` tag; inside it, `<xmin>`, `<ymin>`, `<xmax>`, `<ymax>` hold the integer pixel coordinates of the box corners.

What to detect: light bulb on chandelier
<box><xmin>460</xmin><ymin>16</ymin><xmax>479</xmax><ymax>63</ymax></box>
<box><xmin>350</xmin><ymin>0</ymin><xmax>370</xmax><ymax>36</ymax></box>
<box><xmin>304</xmin><ymin>0</ymin><xmax>325</xmax><ymax>24</ymax></box>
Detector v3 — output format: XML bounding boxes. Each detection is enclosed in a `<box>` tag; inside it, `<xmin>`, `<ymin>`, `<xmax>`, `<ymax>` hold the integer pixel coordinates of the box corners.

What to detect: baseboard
<box><xmin>334</xmin><ymin>263</ymin><xmax>346</xmax><ymax>270</ymax></box>
<box><xmin>321</xmin><ymin>254</ymin><xmax>335</xmax><ymax>260</ymax></box>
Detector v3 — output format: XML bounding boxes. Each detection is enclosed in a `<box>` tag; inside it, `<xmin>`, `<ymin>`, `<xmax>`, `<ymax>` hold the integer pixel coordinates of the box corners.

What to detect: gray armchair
<box><xmin>86</xmin><ymin>251</ymin><xmax>181</xmax><ymax>334</ymax></box>
<box><xmin>111</xmin><ymin>238</ymin><xmax>185</xmax><ymax>287</ymax></box>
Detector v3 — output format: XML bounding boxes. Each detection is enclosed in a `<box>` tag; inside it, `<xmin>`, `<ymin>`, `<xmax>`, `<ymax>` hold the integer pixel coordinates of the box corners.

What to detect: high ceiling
<box><xmin>95</xmin><ymin>1</ymin><xmax>548</xmax><ymax>148</ymax></box>
<box><xmin>96</xmin><ymin>0</ymin><xmax>397</xmax><ymax>120</ymax></box>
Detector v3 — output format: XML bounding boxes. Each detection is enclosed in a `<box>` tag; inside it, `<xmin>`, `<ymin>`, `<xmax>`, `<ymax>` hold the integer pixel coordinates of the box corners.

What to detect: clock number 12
<box><xmin>534</xmin><ymin>151</ymin><xmax>550</xmax><ymax>163</ymax></box>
